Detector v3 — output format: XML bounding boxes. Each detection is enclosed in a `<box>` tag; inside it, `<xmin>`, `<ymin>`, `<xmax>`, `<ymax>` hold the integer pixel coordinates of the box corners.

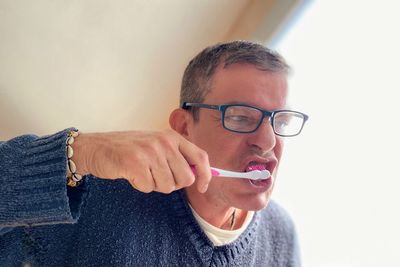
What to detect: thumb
<box><xmin>179</xmin><ymin>139</ymin><xmax>212</xmax><ymax>193</ymax></box>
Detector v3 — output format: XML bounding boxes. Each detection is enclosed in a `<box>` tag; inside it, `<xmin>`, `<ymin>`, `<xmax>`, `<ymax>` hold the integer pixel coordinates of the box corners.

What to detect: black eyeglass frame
<box><xmin>182</xmin><ymin>102</ymin><xmax>309</xmax><ymax>137</ymax></box>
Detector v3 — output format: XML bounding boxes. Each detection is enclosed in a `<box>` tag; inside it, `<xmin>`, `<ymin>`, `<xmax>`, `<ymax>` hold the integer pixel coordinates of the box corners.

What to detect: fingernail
<box><xmin>201</xmin><ymin>184</ymin><xmax>208</xmax><ymax>193</ymax></box>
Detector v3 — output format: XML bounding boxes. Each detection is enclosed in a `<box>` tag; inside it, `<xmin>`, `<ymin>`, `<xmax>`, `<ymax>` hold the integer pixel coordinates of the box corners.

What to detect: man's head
<box><xmin>180</xmin><ymin>41</ymin><xmax>290</xmax><ymax>120</ymax></box>
<box><xmin>170</xmin><ymin>41</ymin><xmax>302</xmax><ymax>212</ymax></box>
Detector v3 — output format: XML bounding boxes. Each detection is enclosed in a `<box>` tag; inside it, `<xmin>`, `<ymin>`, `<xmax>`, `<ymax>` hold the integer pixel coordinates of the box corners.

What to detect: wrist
<box><xmin>70</xmin><ymin>131</ymin><xmax>91</xmax><ymax>176</ymax></box>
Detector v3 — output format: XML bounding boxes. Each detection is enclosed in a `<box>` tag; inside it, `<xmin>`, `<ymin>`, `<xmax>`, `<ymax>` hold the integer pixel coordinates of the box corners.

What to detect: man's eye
<box><xmin>226</xmin><ymin>115</ymin><xmax>254</xmax><ymax>123</ymax></box>
<box><xmin>231</xmin><ymin>115</ymin><xmax>247</xmax><ymax>121</ymax></box>
<box><xmin>275</xmin><ymin>120</ymin><xmax>289</xmax><ymax>128</ymax></box>
<box><xmin>277</xmin><ymin>121</ymin><xmax>288</xmax><ymax>126</ymax></box>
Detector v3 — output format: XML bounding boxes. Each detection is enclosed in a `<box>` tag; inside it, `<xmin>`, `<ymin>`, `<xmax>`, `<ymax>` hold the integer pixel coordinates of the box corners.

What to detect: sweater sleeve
<box><xmin>0</xmin><ymin>129</ymin><xmax>88</xmax><ymax>231</ymax></box>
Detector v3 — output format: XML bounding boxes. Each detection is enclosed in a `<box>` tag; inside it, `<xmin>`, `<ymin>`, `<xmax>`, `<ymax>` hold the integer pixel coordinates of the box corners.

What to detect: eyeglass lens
<box><xmin>223</xmin><ymin>106</ymin><xmax>262</xmax><ymax>132</ymax></box>
<box><xmin>273</xmin><ymin>111</ymin><xmax>304</xmax><ymax>136</ymax></box>
<box><xmin>223</xmin><ymin>106</ymin><xmax>304</xmax><ymax>136</ymax></box>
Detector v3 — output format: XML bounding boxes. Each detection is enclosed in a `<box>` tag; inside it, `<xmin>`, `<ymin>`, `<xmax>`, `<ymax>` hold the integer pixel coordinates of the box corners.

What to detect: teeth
<box><xmin>246</xmin><ymin>163</ymin><xmax>266</xmax><ymax>172</ymax></box>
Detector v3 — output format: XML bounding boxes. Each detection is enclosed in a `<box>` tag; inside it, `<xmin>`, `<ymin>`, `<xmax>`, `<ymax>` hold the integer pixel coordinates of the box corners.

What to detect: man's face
<box><xmin>187</xmin><ymin>63</ymin><xmax>288</xmax><ymax>211</ymax></box>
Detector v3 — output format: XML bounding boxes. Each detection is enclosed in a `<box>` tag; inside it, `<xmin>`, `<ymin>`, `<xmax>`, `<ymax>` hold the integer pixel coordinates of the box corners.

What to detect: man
<box><xmin>0</xmin><ymin>41</ymin><xmax>308</xmax><ymax>266</ymax></box>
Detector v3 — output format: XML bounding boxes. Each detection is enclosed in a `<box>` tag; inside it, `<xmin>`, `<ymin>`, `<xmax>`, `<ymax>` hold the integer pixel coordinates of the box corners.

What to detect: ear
<box><xmin>169</xmin><ymin>108</ymin><xmax>193</xmax><ymax>137</ymax></box>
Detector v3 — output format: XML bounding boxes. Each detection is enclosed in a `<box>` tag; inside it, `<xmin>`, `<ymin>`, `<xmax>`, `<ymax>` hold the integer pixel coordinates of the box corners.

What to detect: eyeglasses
<box><xmin>182</xmin><ymin>102</ymin><xmax>309</xmax><ymax>137</ymax></box>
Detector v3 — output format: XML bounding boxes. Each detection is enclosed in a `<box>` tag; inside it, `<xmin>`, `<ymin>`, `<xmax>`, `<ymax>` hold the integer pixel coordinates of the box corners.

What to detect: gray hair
<box><xmin>180</xmin><ymin>40</ymin><xmax>290</xmax><ymax>120</ymax></box>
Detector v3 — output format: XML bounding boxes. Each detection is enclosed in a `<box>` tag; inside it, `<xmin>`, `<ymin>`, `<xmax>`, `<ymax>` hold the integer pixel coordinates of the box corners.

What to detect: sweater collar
<box><xmin>171</xmin><ymin>190</ymin><xmax>259</xmax><ymax>265</ymax></box>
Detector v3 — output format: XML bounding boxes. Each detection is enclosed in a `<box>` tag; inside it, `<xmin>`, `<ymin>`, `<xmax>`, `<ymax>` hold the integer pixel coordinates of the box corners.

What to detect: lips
<box><xmin>244</xmin><ymin>159</ymin><xmax>276</xmax><ymax>188</ymax></box>
<box><xmin>244</xmin><ymin>159</ymin><xmax>276</xmax><ymax>174</ymax></box>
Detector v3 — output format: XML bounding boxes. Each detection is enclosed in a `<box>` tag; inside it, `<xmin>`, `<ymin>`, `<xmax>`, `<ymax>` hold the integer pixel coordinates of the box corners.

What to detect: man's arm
<box><xmin>0</xmin><ymin>128</ymin><xmax>212</xmax><ymax>229</ymax></box>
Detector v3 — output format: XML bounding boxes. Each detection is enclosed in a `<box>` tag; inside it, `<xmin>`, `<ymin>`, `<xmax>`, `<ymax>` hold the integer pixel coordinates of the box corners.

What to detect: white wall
<box><xmin>273</xmin><ymin>1</ymin><xmax>400</xmax><ymax>267</ymax></box>
<box><xmin>0</xmin><ymin>0</ymin><xmax>249</xmax><ymax>139</ymax></box>
<box><xmin>0</xmin><ymin>0</ymin><xmax>302</xmax><ymax>140</ymax></box>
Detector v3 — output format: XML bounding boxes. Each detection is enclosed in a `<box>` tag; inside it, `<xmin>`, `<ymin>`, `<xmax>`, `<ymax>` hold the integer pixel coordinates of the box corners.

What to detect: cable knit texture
<box><xmin>0</xmin><ymin>130</ymin><xmax>300</xmax><ymax>266</ymax></box>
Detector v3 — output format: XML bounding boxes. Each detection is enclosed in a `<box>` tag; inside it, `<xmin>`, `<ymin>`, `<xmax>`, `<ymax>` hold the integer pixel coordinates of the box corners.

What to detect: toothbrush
<box><xmin>191</xmin><ymin>166</ymin><xmax>271</xmax><ymax>180</ymax></box>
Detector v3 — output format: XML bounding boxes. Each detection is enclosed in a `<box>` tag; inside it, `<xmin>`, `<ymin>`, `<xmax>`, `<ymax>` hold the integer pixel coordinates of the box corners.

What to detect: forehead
<box><xmin>205</xmin><ymin>64</ymin><xmax>288</xmax><ymax>110</ymax></box>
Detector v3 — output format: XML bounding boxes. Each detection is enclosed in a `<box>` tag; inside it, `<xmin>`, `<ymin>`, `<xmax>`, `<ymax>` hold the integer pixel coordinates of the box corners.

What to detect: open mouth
<box><xmin>245</xmin><ymin>163</ymin><xmax>267</xmax><ymax>172</ymax></box>
<box><xmin>245</xmin><ymin>161</ymin><xmax>273</xmax><ymax>187</ymax></box>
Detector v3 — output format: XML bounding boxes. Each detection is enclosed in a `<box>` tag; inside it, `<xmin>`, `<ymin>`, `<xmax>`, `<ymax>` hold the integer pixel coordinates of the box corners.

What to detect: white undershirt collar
<box><xmin>188</xmin><ymin>204</ymin><xmax>254</xmax><ymax>246</ymax></box>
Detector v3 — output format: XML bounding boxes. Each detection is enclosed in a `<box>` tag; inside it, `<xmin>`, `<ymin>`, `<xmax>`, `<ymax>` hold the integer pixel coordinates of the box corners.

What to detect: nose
<box><xmin>246</xmin><ymin>119</ymin><xmax>276</xmax><ymax>153</ymax></box>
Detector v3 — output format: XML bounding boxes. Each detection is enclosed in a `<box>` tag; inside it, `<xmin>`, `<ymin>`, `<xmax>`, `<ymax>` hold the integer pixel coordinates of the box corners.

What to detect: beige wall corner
<box><xmin>227</xmin><ymin>0</ymin><xmax>303</xmax><ymax>43</ymax></box>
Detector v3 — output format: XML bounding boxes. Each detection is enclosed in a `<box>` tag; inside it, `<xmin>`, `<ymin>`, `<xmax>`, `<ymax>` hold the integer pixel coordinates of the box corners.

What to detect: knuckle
<box><xmin>135</xmin><ymin>179</ymin><xmax>154</xmax><ymax>193</ymax></box>
<box><xmin>140</xmin><ymin>142</ymin><xmax>158</xmax><ymax>155</ymax></box>
<box><xmin>188</xmin><ymin>175</ymin><xmax>196</xmax><ymax>184</ymax></box>
<box><xmin>174</xmin><ymin>181</ymin><xmax>183</xmax><ymax>188</ymax></box>
<box><xmin>140</xmin><ymin>186</ymin><xmax>153</xmax><ymax>193</ymax></box>
<box><xmin>158</xmin><ymin>134</ymin><xmax>175</xmax><ymax>150</ymax></box>
<box><xmin>127</xmin><ymin>179</ymin><xmax>137</xmax><ymax>189</ymax></box>
<box><xmin>183</xmin><ymin>176</ymin><xmax>195</xmax><ymax>187</ymax></box>
<box><xmin>176</xmin><ymin>175</ymin><xmax>195</xmax><ymax>188</ymax></box>
<box><xmin>163</xmin><ymin>185</ymin><xmax>176</xmax><ymax>194</ymax></box>
<box><xmin>197</xmin><ymin>150</ymin><xmax>209</xmax><ymax>163</ymax></box>
<box><xmin>159</xmin><ymin>140</ymin><xmax>172</xmax><ymax>151</ymax></box>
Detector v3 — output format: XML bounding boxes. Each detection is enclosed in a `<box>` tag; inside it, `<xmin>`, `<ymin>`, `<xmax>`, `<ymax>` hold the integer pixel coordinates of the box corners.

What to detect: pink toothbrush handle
<box><xmin>211</xmin><ymin>168</ymin><xmax>220</xmax><ymax>176</ymax></box>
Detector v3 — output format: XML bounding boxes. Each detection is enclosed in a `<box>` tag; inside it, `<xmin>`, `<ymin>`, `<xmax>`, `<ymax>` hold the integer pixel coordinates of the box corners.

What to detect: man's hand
<box><xmin>72</xmin><ymin>130</ymin><xmax>211</xmax><ymax>193</ymax></box>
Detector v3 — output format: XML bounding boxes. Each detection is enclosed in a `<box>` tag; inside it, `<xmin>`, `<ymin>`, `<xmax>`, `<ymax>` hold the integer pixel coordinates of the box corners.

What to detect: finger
<box><xmin>167</xmin><ymin>152</ymin><xmax>195</xmax><ymax>189</ymax></box>
<box><xmin>150</xmin><ymin>160</ymin><xmax>176</xmax><ymax>194</ymax></box>
<box><xmin>127</xmin><ymin>168</ymin><xmax>155</xmax><ymax>193</ymax></box>
<box><xmin>178</xmin><ymin>139</ymin><xmax>211</xmax><ymax>193</ymax></box>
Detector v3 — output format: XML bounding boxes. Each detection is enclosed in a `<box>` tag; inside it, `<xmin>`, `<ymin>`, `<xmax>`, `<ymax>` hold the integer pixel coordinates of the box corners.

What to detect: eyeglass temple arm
<box><xmin>182</xmin><ymin>102</ymin><xmax>220</xmax><ymax>110</ymax></box>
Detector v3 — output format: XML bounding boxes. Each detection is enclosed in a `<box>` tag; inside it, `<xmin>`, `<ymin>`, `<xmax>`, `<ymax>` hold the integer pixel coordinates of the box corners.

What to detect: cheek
<box><xmin>274</xmin><ymin>138</ymin><xmax>284</xmax><ymax>166</ymax></box>
<box><xmin>191</xmin><ymin>127</ymin><xmax>244</xmax><ymax>165</ymax></box>
<box><xmin>211</xmin><ymin>138</ymin><xmax>247</xmax><ymax>170</ymax></box>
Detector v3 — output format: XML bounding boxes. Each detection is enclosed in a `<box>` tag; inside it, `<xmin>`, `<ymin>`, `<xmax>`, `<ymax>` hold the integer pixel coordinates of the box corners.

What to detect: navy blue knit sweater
<box><xmin>0</xmin><ymin>129</ymin><xmax>300</xmax><ymax>266</ymax></box>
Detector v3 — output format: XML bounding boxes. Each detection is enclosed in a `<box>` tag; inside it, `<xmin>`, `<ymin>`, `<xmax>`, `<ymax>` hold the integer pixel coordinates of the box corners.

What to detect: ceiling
<box><xmin>0</xmin><ymin>0</ymin><xmax>307</xmax><ymax>140</ymax></box>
